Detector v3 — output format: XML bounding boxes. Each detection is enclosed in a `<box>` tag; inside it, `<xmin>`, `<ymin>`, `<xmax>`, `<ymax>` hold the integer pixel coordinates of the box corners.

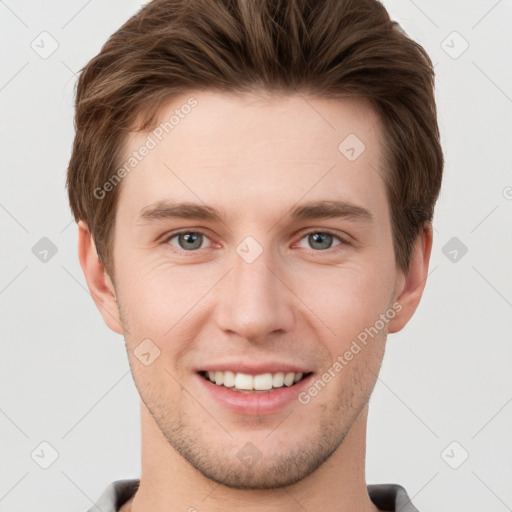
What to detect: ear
<box><xmin>387</xmin><ymin>222</ymin><xmax>433</xmax><ymax>334</ymax></box>
<box><xmin>77</xmin><ymin>220</ymin><xmax>124</xmax><ymax>335</ymax></box>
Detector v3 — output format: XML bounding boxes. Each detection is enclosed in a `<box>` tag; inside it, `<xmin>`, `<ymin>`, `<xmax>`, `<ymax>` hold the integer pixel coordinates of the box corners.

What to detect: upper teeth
<box><xmin>206</xmin><ymin>371</ymin><xmax>304</xmax><ymax>391</ymax></box>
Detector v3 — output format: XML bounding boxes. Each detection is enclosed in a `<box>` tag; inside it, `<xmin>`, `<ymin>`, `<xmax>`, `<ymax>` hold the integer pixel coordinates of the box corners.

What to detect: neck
<box><xmin>125</xmin><ymin>402</ymin><xmax>380</xmax><ymax>512</ymax></box>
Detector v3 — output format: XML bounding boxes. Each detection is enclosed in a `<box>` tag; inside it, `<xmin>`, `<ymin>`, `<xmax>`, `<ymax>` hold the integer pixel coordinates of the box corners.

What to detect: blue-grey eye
<box><xmin>297</xmin><ymin>231</ymin><xmax>343</xmax><ymax>251</ymax></box>
<box><xmin>309</xmin><ymin>232</ymin><xmax>333</xmax><ymax>250</ymax></box>
<box><xmin>169</xmin><ymin>232</ymin><xmax>205</xmax><ymax>251</ymax></box>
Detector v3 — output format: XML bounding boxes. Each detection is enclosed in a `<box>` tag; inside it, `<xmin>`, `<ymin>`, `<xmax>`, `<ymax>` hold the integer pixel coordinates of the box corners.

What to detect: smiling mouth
<box><xmin>198</xmin><ymin>370</ymin><xmax>313</xmax><ymax>393</ymax></box>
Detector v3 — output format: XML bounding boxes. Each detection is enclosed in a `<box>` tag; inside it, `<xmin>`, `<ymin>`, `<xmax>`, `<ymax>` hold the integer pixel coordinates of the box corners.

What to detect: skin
<box><xmin>78</xmin><ymin>90</ymin><xmax>432</xmax><ymax>512</ymax></box>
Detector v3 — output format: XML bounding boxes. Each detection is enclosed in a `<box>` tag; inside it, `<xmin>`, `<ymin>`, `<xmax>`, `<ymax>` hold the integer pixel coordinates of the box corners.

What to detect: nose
<box><xmin>213</xmin><ymin>243</ymin><xmax>295</xmax><ymax>344</ymax></box>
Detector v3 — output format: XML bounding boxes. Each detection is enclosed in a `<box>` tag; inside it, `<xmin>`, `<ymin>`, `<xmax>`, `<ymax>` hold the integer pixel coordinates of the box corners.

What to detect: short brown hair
<box><xmin>66</xmin><ymin>0</ymin><xmax>443</xmax><ymax>280</ymax></box>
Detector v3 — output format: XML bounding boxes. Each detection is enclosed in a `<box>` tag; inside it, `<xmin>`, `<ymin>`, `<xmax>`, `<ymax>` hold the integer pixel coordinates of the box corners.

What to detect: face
<box><xmin>89</xmin><ymin>90</ymin><xmax>416</xmax><ymax>489</ymax></box>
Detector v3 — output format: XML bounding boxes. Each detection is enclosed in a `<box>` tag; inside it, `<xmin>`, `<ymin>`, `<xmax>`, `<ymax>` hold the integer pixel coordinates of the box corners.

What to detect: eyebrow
<box><xmin>136</xmin><ymin>199</ymin><xmax>374</xmax><ymax>225</ymax></box>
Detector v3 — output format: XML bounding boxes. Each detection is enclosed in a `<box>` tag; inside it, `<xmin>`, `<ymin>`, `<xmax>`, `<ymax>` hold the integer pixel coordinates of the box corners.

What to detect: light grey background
<box><xmin>1</xmin><ymin>1</ymin><xmax>511</xmax><ymax>511</ymax></box>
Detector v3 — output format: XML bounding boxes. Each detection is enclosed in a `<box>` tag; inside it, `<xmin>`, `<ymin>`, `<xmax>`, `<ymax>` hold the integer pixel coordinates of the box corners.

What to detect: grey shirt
<box><xmin>87</xmin><ymin>479</ymin><xmax>421</xmax><ymax>511</ymax></box>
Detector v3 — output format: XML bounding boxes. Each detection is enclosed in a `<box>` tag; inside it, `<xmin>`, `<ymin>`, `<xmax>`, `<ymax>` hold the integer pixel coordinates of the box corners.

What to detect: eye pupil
<box><xmin>179</xmin><ymin>232</ymin><xmax>202</xmax><ymax>250</ymax></box>
<box><xmin>309</xmin><ymin>232</ymin><xmax>333</xmax><ymax>250</ymax></box>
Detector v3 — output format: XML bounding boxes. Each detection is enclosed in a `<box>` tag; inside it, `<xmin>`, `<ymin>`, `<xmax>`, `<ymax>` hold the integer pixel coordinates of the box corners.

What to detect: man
<box><xmin>66</xmin><ymin>0</ymin><xmax>443</xmax><ymax>510</ymax></box>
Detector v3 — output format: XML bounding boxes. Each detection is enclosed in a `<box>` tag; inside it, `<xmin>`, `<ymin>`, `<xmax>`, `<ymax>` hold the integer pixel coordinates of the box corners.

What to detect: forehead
<box><xmin>116</xmin><ymin>90</ymin><xmax>388</xmax><ymax>227</ymax></box>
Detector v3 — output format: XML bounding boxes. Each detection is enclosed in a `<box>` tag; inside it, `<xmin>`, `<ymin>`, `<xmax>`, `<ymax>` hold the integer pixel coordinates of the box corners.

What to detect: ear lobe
<box><xmin>77</xmin><ymin>220</ymin><xmax>124</xmax><ymax>335</ymax></box>
<box><xmin>387</xmin><ymin>222</ymin><xmax>433</xmax><ymax>334</ymax></box>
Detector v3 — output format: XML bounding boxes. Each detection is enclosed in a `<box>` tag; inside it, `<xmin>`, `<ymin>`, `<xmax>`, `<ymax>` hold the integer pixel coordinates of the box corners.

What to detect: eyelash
<box><xmin>162</xmin><ymin>229</ymin><xmax>349</xmax><ymax>255</ymax></box>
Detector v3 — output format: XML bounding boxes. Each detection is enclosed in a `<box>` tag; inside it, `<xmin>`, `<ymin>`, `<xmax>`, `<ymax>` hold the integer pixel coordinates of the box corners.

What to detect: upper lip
<box><xmin>197</xmin><ymin>361</ymin><xmax>313</xmax><ymax>375</ymax></box>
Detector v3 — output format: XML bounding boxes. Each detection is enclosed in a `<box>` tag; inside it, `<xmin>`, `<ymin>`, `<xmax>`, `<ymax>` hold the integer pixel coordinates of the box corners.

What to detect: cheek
<box><xmin>292</xmin><ymin>260</ymin><xmax>394</xmax><ymax>339</ymax></box>
<box><xmin>117</xmin><ymin>264</ymin><xmax>214</xmax><ymax>381</ymax></box>
<box><xmin>118</xmin><ymin>257</ymin><xmax>214</xmax><ymax>333</ymax></box>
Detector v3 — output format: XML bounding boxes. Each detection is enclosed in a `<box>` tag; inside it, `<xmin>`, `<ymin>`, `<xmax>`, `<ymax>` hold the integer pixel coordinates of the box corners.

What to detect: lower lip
<box><xmin>196</xmin><ymin>373</ymin><xmax>314</xmax><ymax>416</ymax></box>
